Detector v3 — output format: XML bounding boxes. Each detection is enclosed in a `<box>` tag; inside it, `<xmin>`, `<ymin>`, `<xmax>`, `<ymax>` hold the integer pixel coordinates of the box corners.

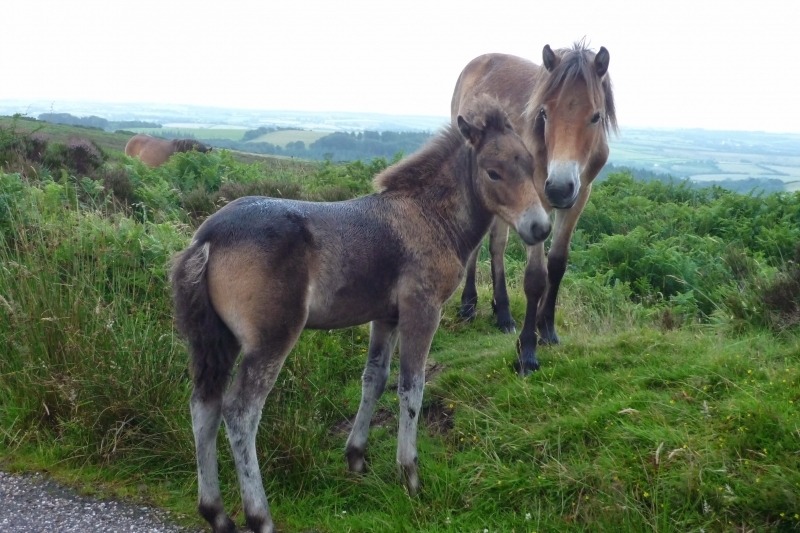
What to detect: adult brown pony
<box><xmin>452</xmin><ymin>41</ymin><xmax>618</xmax><ymax>376</ymax></box>
<box><xmin>124</xmin><ymin>134</ymin><xmax>211</xmax><ymax>167</ymax></box>
<box><xmin>170</xmin><ymin>96</ymin><xmax>550</xmax><ymax>533</ymax></box>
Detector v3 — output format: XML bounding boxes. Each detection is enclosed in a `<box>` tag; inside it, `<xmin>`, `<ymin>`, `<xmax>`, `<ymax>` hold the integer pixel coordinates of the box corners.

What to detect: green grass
<box><xmin>245</xmin><ymin>129</ymin><xmax>331</xmax><ymax>147</ymax></box>
<box><xmin>1</xmin><ymin>210</ymin><xmax>798</xmax><ymax>532</ymax></box>
<box><xmin>1</xmin><ymin>143</ymin><xmax>799</xmax><ymax>532</ymax></box>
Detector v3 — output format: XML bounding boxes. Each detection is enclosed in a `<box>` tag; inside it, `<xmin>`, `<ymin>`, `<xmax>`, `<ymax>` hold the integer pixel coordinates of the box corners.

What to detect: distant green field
<box><xmin>246</xmin><ymin>129</ymin><xmax>330</xmax><ymax>147</ymax></box>
<box><xmin>716</xmin><ymin>162</ymin><xmax>771</xmax><ymax>174</ymax></box>
<box><xmin>128</xmin><ymin>127</ymin><xmax>246</xmax><ymax>141</ymax></box>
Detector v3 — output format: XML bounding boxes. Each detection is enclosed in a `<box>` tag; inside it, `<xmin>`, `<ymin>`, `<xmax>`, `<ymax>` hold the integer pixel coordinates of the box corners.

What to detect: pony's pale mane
<box><xmin>527</xmin><ymin>41</ymin><xmax>618</xmax><ymax>135</ymax></box>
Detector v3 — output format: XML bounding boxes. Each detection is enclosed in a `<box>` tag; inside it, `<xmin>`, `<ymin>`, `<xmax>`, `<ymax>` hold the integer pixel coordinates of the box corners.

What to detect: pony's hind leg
<box><xmin>345</xmin><ymin>320</ymin><xmax>399</xmax><ymax>473</ymax></box>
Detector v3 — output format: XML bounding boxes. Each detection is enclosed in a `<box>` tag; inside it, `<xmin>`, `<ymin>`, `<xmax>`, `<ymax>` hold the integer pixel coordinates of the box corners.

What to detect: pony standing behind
<box><xmin>452</xmin><ymin>41</ymin><xmax>618</xmax><ymax>375</ymax></box>
<box><xmin>170</xmin><ymin>96</ymin><xmax>550</xmax><ymax>533</ymax></box>
<box><xmin>125</xmin><ymin>134</ymin><xmax>211</xmax><ymax>167</ymax></box>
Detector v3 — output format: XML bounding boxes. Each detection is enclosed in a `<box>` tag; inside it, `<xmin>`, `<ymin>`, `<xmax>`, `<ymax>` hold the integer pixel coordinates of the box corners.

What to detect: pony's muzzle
<box><xmin>515</xmin><ymin>206</ymin><xmax>551</xmax><ymax>245</ymax></box>
<box><xmin>545</xmin><ymin>160</ymin><xmax>581</xmax><ymax>209</ymax></box>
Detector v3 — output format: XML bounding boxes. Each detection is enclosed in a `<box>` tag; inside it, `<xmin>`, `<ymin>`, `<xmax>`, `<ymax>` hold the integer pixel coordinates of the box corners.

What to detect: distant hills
<box><xmin>2</xmin><ymin>99</ymin><xmax>799</xmax><ymax>192</ymax></box>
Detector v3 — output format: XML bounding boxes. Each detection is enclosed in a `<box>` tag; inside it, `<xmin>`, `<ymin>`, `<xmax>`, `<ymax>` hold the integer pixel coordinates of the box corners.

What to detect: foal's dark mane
<box><xmin>374</xmin><ymin>99</ymin><xmax>509</xmax><ymax>194</ymax></box>
<box><xmin>526</xmin><ymin>40</ymin><xmax>618</xmax><ymax>135</ymax></box>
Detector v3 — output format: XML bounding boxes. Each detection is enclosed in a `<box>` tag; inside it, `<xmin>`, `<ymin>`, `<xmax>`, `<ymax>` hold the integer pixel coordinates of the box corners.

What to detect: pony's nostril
<box><xmin>529</xmin><ymin>220</ymin><xmax>551</xmax><ymax>243</ymax></box>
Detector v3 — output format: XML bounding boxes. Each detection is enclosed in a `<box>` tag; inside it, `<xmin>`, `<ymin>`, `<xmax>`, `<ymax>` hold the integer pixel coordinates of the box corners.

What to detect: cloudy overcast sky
<box><xmin>2</xmin><ymin>0</ymin><xmax>798</xmax><ymax>133</ymax></box>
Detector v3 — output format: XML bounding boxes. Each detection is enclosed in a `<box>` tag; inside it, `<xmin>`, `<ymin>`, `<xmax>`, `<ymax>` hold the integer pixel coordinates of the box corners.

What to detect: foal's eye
<box><xmin>591</xmin><ymin>112</ymin><xmax>602</xmax><ymax>124</ymax></box>
<box><xmin>540</xmin><ymin>109</ymin><xmax>548</xmax><ymax>121</ymax></box>
<box><xmin>487</xmin><ymin>170</ymin><xmax>502</xmax><ymax>181</ymax></box>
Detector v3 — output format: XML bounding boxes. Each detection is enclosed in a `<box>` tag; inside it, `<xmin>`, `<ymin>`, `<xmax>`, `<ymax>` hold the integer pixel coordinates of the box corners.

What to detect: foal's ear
<box><xmin>594</xmin><ymin>46</ymin><xmax>610</xmax><ymax>77</ymax></box>
<box><xmin>543</xmin><ymin>44</ymin><xmax>560</xmax><ymax>72</ymax></box>
<box><xmin>457</xmin><ymin>115</ymin><xmax>482</xmax><ymax>146</ymax></box>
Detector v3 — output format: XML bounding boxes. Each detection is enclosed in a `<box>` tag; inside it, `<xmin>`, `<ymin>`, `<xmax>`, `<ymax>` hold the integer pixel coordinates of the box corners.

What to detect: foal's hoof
<box><xmin>345</xmin><ymin>446</ymin><xmax>367</xmax><ymax>473</ymax></box>
<box><xmin>399</xmin><ymin>462</ymin><xmax>421</xmax><ymax>497</ymax></box>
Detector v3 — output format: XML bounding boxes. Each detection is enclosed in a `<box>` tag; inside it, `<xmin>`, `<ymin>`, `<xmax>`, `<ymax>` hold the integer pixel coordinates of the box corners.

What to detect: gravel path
<box><xmin>0</xmin><ymin>471</ymin><xmax>203</xmax><ymax>533</ymax></box>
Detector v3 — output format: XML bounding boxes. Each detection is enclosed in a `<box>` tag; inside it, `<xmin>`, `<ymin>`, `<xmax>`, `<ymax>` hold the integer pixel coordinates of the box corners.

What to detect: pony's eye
<box><xmin>541</xmin><ymin>109</ymin><xmax>548</xmax><ymax>121</ymax></box>
<box><xmin>487</xmin><ymin>170</ymin><xmax>502</xmax><ymax>181</ymax></box>
<box><xmin>591</xmin><ymin>112</ymin><xmax>602</xmax><ymax>124</ymax></box>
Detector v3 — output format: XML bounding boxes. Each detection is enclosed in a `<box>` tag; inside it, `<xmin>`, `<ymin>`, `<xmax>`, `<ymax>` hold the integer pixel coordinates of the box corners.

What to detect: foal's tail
<box><xmin>170</xmin><ymin>242</ymin><xmax>239</xmax><ymax>399</ymax></box>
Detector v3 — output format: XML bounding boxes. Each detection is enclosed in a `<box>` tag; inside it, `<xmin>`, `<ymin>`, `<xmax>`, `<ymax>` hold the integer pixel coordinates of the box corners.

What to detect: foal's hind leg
<box><xmin>191</xmin><ymin>345</ymin><xmax>239</xmax><ymax>533</ymax></box>
<box><xmin>345</xmin><ymin>320</ymin><xmax>399</xmax><ymax>473</ymax></box>
<box><xmin>222</xmin><ymin>323</ymin><xmax>304</xmax><ymax>533</ymax></box>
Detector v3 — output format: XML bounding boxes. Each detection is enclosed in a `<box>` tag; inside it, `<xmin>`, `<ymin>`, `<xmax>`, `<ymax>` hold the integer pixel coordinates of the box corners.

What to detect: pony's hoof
<box><xmin>514</xmin><ymin>341</ymin><xmax>540</xmax><ymax>377</ymax></box>
<box><xmin>538</xmin><ymin>330</ymin><xmax>560</xmax><ymax>345</ymax></box>
<box><xmin>457</xmin><ymin>304</ymin><xmax>477</xmax><ymax>321</ymax></box>
<box><xmin>496</xmin><ymin>317</ymin><xmax>517</xmax><ymax>334</ymax></box>
<box><xmin>537</xmin><ymin>321</ymin><xmax>561</xmax><ymax>345</ymax></box>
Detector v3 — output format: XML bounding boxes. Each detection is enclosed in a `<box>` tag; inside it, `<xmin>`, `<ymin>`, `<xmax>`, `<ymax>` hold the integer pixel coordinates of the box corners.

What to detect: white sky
<box><xmin>2</xmin><ymin>0</ymin><xmax>799</xmax><ymax>133</ymax></box>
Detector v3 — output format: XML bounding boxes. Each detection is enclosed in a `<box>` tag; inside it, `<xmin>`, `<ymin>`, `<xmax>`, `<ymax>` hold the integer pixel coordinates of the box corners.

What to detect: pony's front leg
<box><xmin>537</xmin><ymin>190</ymin><xmax>589</xmax><ymax>345</ymax></box>
<box><xmin>515</xmin><ymin>242</ymin><xmax>547</xmax><ymax>376</ymax></box>
<box><xmin>396</xmin><ymin>302</ymin><xmax>440</xmax><ymax>496</ymax></box>
<box><xmin>345</xmin><ymin>320</ymin><xmax>399</xmax><ymax>473</ymax></box>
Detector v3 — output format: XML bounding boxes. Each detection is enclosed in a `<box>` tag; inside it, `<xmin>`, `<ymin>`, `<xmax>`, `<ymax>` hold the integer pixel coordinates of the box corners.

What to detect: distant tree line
<box><xmin>599</xmin><ymin>163</ymin><xmax>787</xmax><ymax>194</ymax></box>
<box><xmin>195</xmin><ymin>129</ymin><xmax>433</xmax><ymax>162</ymax></box>
<box><xmin>38</xmin><ymin>113</ymin><xmax>161</xmax><ymax>131</ymax></box>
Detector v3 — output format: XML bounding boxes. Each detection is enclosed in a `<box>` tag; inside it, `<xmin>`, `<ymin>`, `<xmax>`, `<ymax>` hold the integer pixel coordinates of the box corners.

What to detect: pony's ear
<box><xmin>594</xmin><ymin>46</ymin><xmax>610</xmax><ymax>77</ymax></box>
<box><xmin>542</xmin><ymin>44</ymin><xmax>560</xmax><ymax>72</ymax></box>
<box><xmin>457</xmin><ymin>115</ymin><xmax>482</xmax><ymax>146</ymax></box>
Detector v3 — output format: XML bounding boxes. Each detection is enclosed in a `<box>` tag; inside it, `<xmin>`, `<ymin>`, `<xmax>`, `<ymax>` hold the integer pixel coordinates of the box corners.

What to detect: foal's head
<box><xmin>528</xmin><ymin>41</ymin><xmax>618</xmax><ymax>209</ymax></box>
<box><xmin>458</xmin><ymin>96</ymin><xmax>550</xmax><ymax>245</ymax></box>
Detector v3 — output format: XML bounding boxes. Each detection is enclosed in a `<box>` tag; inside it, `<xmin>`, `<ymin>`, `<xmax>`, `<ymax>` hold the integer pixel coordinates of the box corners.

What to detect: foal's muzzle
<box><xmin>545</xmin><ymin>160</ymin><xmax>580</xmax><ymax>209</ymax></box>
<box><xmin>515</xmin><ymin>206</ymin><xmax>551</xmax><ymax>246</ymax></box>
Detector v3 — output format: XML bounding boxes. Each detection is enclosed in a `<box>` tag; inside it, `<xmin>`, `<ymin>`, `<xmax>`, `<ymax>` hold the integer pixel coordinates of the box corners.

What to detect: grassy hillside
<box><xmin>1</xmin><ymin>120</ymin><xmax>799</xmax><ymax>532</ymax></box>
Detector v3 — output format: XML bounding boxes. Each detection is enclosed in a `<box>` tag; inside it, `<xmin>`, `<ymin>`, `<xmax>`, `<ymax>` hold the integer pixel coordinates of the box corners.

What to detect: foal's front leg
<box><xmin>345</xmin><ymin>320</ymin><xmax>399</xmax><ymax>473</ymax></box>
<box><xmin>396</xmin><ymin>302</ymin><xmax>440</xmax><ymax>496</ymax></box>
<box><xmin>488</xmin><ymin>220</ymin><xmax>515</xmax><ymax>333</ymax></box>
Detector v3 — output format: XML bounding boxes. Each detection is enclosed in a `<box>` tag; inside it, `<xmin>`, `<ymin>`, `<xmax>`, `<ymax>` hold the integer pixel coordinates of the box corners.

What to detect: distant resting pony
<box><xmin>451</xmin><ymin>41</ymin><xmax>618</xmax><ymax>376</ymax></box>
<box><xmin>170</xmin><ymin>95</ymin><xmax>550</xmax><ymax>533</ymax></box>
<box><xmin>124</xmin><ymin>134</ymin><xmax>211</xmax><ymax>167</ymax></box>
